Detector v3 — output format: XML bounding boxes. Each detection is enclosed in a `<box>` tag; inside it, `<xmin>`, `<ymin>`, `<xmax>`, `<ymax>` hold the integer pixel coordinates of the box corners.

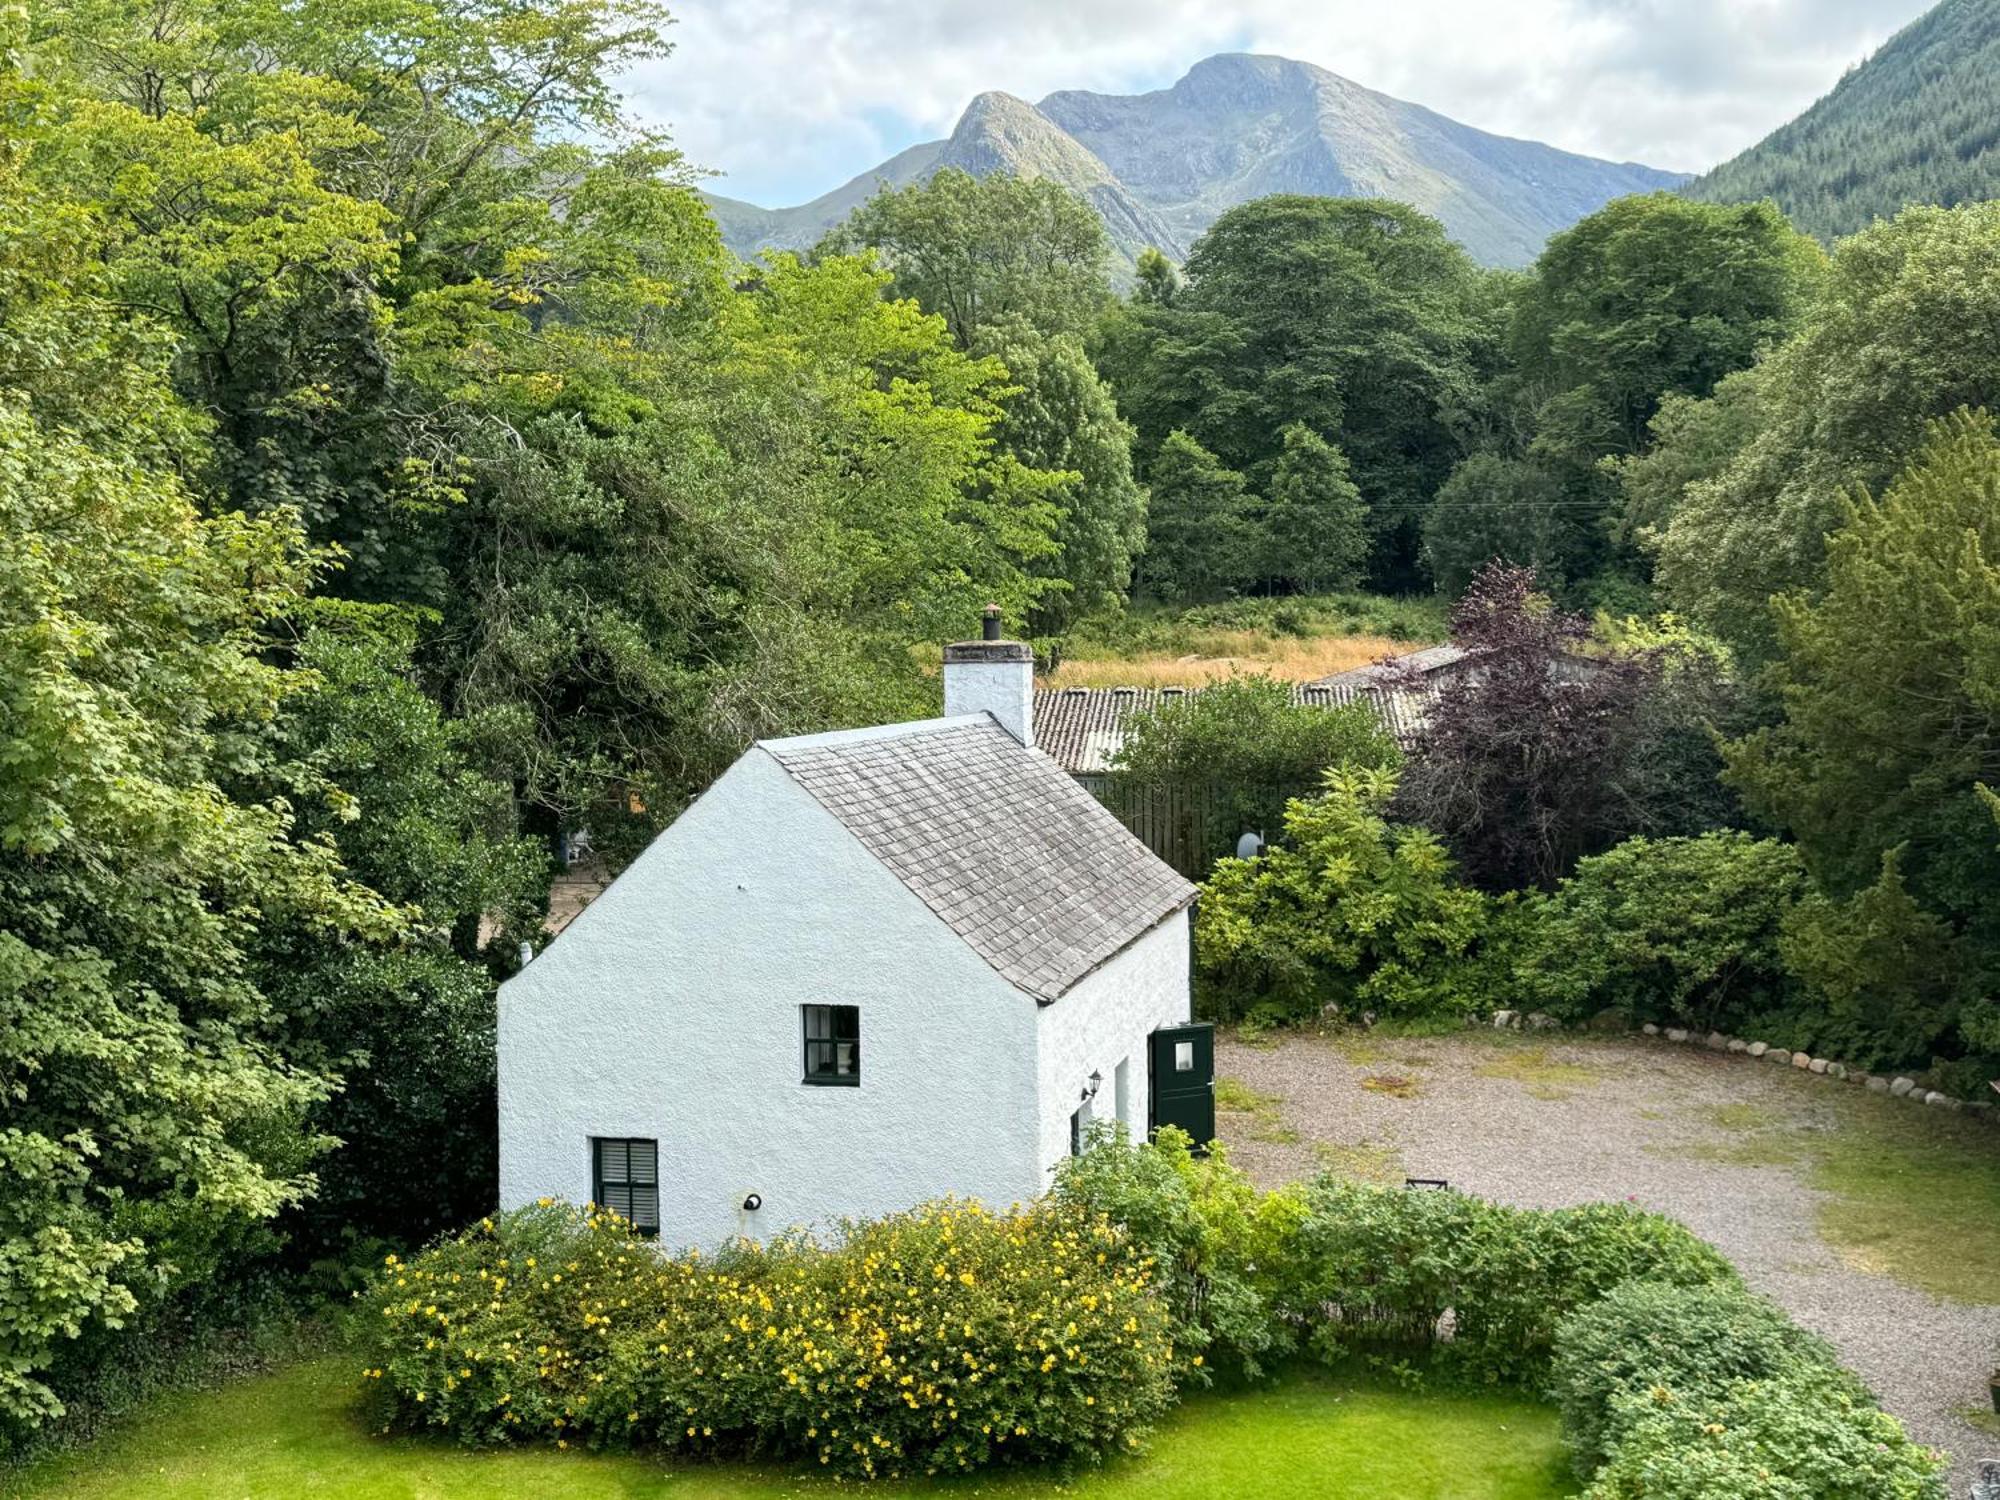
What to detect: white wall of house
<box><xmin>1032</xmin><ymin>909</ymin><xmax>1191</xmax><ymax>1180</ymax></box>
<box><xmin>498</xmin><ymin>747</ymin><xmax>1044</xmax><ymax>1250</ymax></box>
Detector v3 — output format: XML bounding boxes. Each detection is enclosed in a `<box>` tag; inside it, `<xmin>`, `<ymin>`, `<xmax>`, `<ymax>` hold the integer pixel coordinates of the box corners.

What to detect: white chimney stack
<box><xmin>943</xmin><ymin>604</ymin><xmax>1034</xmax><ymax>748</ymax></box>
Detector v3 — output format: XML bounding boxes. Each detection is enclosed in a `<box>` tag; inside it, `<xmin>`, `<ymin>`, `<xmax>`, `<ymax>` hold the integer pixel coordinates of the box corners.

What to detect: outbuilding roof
<box><xmin>761</xmin><ymin>716</ymin><xmax>1195</xmax><ymax>1003</ymax></box>
<box><xmin>1032</xmin><ymin>682</ymin><xmax>1435</xmax><ymax>776</ymax></box>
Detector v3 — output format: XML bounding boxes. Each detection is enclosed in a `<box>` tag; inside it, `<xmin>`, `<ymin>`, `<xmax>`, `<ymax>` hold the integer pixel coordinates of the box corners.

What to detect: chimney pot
<box><xmin>981</xmin><ymin>604</ymin><xmax>1002</xmax><ymax>642</ymax></box>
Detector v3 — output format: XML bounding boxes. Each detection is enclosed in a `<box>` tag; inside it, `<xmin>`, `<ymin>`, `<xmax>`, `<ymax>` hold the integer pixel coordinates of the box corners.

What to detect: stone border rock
<box><xmin>1488</xmin><ymin>1010</ymin><xmax>1998</xmax><ymax>1125</ymax></box>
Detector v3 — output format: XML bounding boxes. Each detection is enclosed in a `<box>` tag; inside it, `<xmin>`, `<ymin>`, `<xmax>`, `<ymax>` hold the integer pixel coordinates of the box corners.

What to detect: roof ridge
<box><xmin>758</xmin><ymin>713</ymin><xmax>991</xmax><ymax>755</ymax></box>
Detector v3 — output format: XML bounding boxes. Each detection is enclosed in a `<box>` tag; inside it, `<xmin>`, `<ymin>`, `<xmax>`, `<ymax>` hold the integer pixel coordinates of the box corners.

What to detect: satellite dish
<box><xmin>1235</xmin><ymin>831</ymin><xmax>1266</xmax><ymax>860</ymax></box>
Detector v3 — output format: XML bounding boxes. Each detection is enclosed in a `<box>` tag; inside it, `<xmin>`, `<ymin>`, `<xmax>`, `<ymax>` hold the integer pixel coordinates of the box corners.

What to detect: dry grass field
<box><xmin>1041</xmin><ymin>629</ymin><xmax>1423</xmax><ymax>688</ymax></box>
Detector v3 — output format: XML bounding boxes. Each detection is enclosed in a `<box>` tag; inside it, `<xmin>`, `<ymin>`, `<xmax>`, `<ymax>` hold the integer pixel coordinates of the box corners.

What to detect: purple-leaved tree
<box><xmin>1391</xmin><ymin>563</ymin><xmax>1661</xmax><ymax>891</ymax></box>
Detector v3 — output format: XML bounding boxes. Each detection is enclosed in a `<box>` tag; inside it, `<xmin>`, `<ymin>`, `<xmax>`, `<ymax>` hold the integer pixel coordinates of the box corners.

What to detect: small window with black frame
<box><xmin>591</xmin><ymin>1137</ymin><xmax>659</xmax><ymax>1235</ymax></box>
<box><xmin>802</xmin><ymin>1004</ymin><xmax>860</xmax><ymax>1085</ymax></box>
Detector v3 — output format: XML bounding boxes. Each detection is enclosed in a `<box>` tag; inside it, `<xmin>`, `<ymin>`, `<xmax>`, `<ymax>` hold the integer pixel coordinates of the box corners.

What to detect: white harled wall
<box><xmin>498</xmin><ymin>748</ymin><xmax>1044</xmax><ymax>1250</ymax></box>
<box><xmin>1032</xmin><ymin>910</ymin><xmax>1191</xmax><ymax>1179</ymax></box>
<box><xmin>942</xmin><ymin>657</ymin><xmax>1034</xmax><ymax>747</ymax></box>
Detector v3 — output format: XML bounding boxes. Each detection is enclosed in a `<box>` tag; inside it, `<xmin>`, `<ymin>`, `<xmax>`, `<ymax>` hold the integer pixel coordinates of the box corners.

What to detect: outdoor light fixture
<box><xmin>1081</xmin><ymin>1070</ymin><xmax>1103</xmax><ymax>1103</ymax></box>
<box><xmin>742</xmin><ymin>1193</ymin><xmax>762</xmax><ymax>1212</ymax></box>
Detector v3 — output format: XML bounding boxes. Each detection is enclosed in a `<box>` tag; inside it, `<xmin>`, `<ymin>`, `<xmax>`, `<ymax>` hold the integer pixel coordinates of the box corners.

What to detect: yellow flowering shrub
<box><xmin>360</xmin><ymin>1198</ymin><xmax>1177</xmax><ymax>1479</ymax></box>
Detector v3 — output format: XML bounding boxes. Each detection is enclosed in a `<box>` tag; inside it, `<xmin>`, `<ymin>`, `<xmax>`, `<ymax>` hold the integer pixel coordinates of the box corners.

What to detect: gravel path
<box><xmin>1216</xmin><ymin>1027</ymin><xmax>2000</xmax><ymax>1492</ymax></box>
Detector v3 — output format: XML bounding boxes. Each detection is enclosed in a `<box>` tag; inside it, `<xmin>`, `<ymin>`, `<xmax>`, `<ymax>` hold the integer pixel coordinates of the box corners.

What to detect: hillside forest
<box><xmin>4</xmin><ymin>0</ymin><xmax>2000</xmax><ymax>1453</ymax></box>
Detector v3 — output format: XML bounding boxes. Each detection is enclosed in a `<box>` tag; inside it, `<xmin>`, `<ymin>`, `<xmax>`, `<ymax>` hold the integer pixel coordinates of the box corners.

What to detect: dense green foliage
<box><xmin>1510</xmin><ymin>835</ymin><xmax>1805</xmax><ymax>1033</ymax></box>
<box><xmin>1645</xmin><ymin>201</ymin><xmax>2000</xmax><ymax>660</ymax></box>
<box><xmin>819</xmin><ymin>167</ymin><xmax>1111</xmax><ymax>345</ymax></box>
<box><xmin>1722</xmin><ymin>412</ymin><xmax>2000</xmax><ymax>1076</ymax></box>
<box><xmin>359</xmin><ymin>1140</ymin><xmax>1933</xmax><ymax>1490</ymax></box>
<box><xmin>1264</xmin><ymin>423</ymin><xmax>1369</xmax><ymax>593</ymax></box>
<box><xmin>1194</xmin><ymin>769</ymin><xmax>1493</xmax><ymax>1025</ymax></box>
<box><xmin>1687</xmin><ymin>0</ymin><xmax>2000</xmax><ymax>243</ymax></box>
<box><xmin>0</xmin><ymin>142</ymin><xmax>397</xmax><ymax>1430</ymax></box>
<box><xmin>1106</xmin><ymin>675</ymin><xmax>1398</xmax><ymax>860</ymax></box>
<box><xmin>1435</xmin><ymin>194</ymin><xmax>1819</xmax><ymax>598</ymax></box>
<box><xmin>1049</xmin><ymin>1129</ymin><xmax>1936</xmax><ymax>1500</ymax></box>
<box><xmin>362</xmin><ymin>1199</ymin><xmax>1178</xmax><ymax>1479</ymax></box>
<box><xmin>1097</xmin><ymin>197</ymin><xmax>1493</xmax><ymax>591</ymax></box>
<box><xmin>1549</xmin><ymin>1280</ymin><xmax>1852</xmax><ymax>1477</ymax></box>
<box><xmin>1549</xmin><ymin>1282</ymin><xmax>1939</xmax><ymax>1499</ymax></box>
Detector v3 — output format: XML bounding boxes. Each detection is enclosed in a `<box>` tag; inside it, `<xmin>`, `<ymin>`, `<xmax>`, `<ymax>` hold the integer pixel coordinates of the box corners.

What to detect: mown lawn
<box><xmin>7</xmin><ymin>1357</ymin><xmax>1578</xmax><ymax>1500</ymax></box>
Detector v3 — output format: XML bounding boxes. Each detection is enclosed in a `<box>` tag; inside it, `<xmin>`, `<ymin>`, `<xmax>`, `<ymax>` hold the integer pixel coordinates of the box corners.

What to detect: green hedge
<box><xmin>362</xmin><ymin>1136</ymin><xmax>1943</xmax><ymax>1492</ymax></box>
<box><xmin>359</xmin><ymin>1197</ymin><xmax>1178</xmax><ymax>1479</ymax></box>
<box><xmin>1549</xmin><ymin>1280</ymin><xmax>1859</xmax><ymax>1475</ymax></box>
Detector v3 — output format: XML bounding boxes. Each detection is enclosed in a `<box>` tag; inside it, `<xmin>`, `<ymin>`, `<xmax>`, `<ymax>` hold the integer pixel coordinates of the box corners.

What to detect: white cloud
<box><xmin>627</xmin><ymin>0</ymin><xmax>1934</xmax><ymax>205</ymax></box>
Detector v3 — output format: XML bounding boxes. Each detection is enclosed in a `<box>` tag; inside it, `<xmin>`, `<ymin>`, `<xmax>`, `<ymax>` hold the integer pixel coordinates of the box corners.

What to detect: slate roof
<box><xmin>762</xmin><ymin>717</ymin><xmax>1196</xmax><ymax>1003</ymax></box>
<box><xmin>1033</xmin><ymin>681</ymin><xmax>1435</xmax><ymax>776</ymax></box>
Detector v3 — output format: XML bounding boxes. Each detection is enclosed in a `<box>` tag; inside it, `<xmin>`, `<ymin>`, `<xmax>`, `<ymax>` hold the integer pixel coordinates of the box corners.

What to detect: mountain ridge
<box><xmin>708</xmin><ymin>53</ymin><xmax>1687</xmax><ymax>271</ymax></box>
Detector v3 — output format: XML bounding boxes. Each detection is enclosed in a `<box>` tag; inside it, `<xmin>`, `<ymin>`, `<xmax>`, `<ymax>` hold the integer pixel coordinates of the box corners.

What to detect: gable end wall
<box><xmin>498</xmin><ymin>748</ymin><xmax>1042</xmax><ymax>1249</ymax></box>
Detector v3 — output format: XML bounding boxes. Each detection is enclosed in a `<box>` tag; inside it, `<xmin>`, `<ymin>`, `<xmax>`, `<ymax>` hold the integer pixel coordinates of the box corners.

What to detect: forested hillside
<box><xmin>1687</xmin><ymin>0</ymin><xmax>2000</xmax><ymax>239</ymax></box>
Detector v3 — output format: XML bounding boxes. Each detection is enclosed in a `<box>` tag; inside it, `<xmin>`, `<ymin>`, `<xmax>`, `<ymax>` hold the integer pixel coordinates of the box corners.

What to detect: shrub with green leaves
<box><xmin>1050</xmin><ymin>1125</ymin><xmax>1309</xmax><ymax>1378</ymax></box>
<box><xmin>1550</xmin><ymin>1280</ymin><xmax>1853</xmax><ymax>1475</ymax></box>
<box><xmin>1509</xmin><ymin>833</ymin><xmax>1805</xmax><ymax>1031</ymax></box>
<box><xmin>361</xmin><ymin>1198</ymin><xmax>1178</xmax><ymax>1479</ymax></box>
<box><xmin>1582</xmin><ymin>1366</ymin><xmax>1944</xmax><ymax>1499</ymax></box>
<box><xmin>1284</xmin><ymin>1181</ymin><xmax>1736</xmax><ymax>1384</ymax></box>
<box><xmin>1195</xmin><ymin>767</ymin><xmax>1493</xmax><ymax>1024</ymax></box>
<box><xmin>1107</xmin><ymin>675</ymin><xmax>1400</xmax><ymax>873</ymax></box>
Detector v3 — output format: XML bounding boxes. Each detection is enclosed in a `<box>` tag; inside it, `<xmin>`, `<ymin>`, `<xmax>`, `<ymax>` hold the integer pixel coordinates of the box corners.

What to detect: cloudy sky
<box><xmin>621</xmin><ymin>0</ymin><xmax>1936</xmax><ymax>207</ymax></box>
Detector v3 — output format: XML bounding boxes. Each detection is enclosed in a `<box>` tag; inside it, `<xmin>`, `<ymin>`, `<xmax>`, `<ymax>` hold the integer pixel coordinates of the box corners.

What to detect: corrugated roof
<box><xmin>763</xmin><ymin>717</ymin><xmax>1196</xmax><ymax>1003</ymax></box>
<box><xmin>1031</xmin><ymin>681</ymin><xmax>1435</xmax><ymax>777</ymax></box>
<box><xmin>1306</xmin><ymin>643</ymin><xmax>1473</xmax><ymax>690</ymax></box>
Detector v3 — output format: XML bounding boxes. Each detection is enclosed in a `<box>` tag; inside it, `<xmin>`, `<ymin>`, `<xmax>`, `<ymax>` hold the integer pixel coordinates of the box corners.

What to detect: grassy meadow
<box><xmin>1042</xmin><ymin>594</ymin><xmax>1447</xmax><ymax>689</ymax></box>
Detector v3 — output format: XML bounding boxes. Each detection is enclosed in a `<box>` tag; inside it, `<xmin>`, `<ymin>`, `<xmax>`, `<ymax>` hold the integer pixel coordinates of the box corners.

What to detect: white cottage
<box><xmin>497</xmin><ymin>617</ymin><xmax>1211</xmax><ymax>1249</ymax></box>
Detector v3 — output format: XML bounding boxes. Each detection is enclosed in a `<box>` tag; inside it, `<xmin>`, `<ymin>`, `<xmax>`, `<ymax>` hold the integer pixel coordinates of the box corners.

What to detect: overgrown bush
<box><xmin>1107</xmin><ymin>674</ymin><xmax>1399</xmax><ymax>868</ymax></box>
<box><xmin>1050</xmin><ymin>1126</ymin><xmax>1308</xmax><ymax>1378</ymax></box>
<box><xmin>1283</xmin><ymin>1181</ymin><xmax>1736</xmax><ymax>1385</ymax></box>
<box><xmin>1509</xmin><ymin>833</ymin><xmax>1805</xmax><ymax>1031</ymax></box>
<box><xmin>1194</xmin><ymin>767</ymin><xmax>1494</xmax><ymax>1024</ymax></box>
<box><xmin>362</xmin><ymin>1143</ymin><xmax>1938</xmax><ymax>1491</ymax></box>
<box><xmin>361</xmin><ymin>1198</ymin><xmax>1178</xmax><ymax>1479</ymax></box>
<box><xmin>1550</xmin><ymin>1280</ymin><xmax>1852</xmax><ymax>1475</ymax></box>
<box><xmin>1581</xmin><ymin>1366</ymin><xmax>1944</xmax><ymax>1499</ymax></box>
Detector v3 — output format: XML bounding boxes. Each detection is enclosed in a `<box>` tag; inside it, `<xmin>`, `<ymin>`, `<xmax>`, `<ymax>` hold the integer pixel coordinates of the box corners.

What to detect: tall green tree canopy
<box><xmin>1468</xmin><ymin>193</ymin><xmax>1821</xmax><ymax>592</ymax></box>
<box><xmin>1097</xmin><ymin>196</ymin><xmax>1490</xmax><ymax>586</ymax></box>
<box><xmin>1510</xmin><ymin>194</ymin><xmax>1821</xmax><ymax>469</ymax></box>
<box><xmin>971</xmin><ymin>316</ymin><xmax>1146</xmax><ymax>636</ymax></box>
<box><xmin>0</xmin><ymin>145</ymin><xmax>398</xmax><ymax>1424</ymax></box>
<box><xmin>819</xmin><ymin>168</ymin><xmax>1112</xmax><ymax>346</ymax></box>
<box><xmin>1646</xmin><ymin>201</ymin><xmax>2000</xmax><ymax>659</ymax></box>
<box><xmin>1136</xmin><ymin>430</ymin><xmax>1259</xmax><ymax>602</ymax></box>
<box><xmin>1722</xmin><ymin>411</ymin><xmax>2000</xmax><ymax>1069</ymax></box>
<box><xmin>1263</xmin><ymin>423</ymin><xmax>1368</xmax><ymax>594</ymax></box>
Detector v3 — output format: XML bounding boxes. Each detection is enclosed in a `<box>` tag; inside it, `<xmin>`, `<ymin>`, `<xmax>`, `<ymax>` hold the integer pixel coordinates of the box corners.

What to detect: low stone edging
<box><xmin>1486</xmin><ymin>1009</ymin><xmax>1998</xmax><ymax>1125</ymax></box>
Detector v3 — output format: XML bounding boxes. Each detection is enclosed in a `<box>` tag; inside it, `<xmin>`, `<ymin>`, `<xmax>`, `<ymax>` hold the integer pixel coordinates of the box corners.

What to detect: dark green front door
<box><xmin>1148</xmin><ymin>1023</ymin><xmax>1214</xmax><ymax>1149</ymax></box>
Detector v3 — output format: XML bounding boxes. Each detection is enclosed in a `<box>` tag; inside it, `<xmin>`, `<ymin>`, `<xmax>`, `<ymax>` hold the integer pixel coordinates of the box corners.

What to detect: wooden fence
<box><xmin>1079</xmin><ymin>776</ymin><xmax>1316</xmax><ymax>880</ymax></box>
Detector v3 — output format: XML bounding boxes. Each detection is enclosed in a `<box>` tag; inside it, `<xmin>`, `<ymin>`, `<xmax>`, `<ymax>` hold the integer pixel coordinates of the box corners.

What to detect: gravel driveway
<box><xmin>1215</xmin><ymin>1027</ymin><xmax>2000</xmax><ymax>1492</ymax></box>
